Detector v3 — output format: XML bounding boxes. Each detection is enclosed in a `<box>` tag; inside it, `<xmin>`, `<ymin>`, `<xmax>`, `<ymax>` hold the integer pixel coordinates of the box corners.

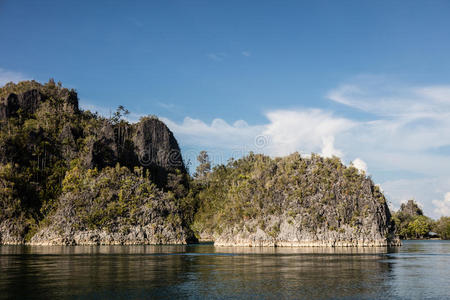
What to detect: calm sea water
<box><xmin>0</xmin><ymin>240</ymin><xmax>449</xmax><ymax>299</ymax></box>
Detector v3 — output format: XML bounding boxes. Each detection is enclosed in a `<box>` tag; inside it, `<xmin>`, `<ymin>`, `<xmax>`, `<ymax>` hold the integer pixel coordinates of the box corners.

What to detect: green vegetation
<box><xmin>392</xmin><ymin>199</ymin><xmax>450</xmax><ymax>240</ymax></box>
<box><xmin>194</xmin><ymin>150</ymin><xmax>211</xmax><ymax>180</ymax></box>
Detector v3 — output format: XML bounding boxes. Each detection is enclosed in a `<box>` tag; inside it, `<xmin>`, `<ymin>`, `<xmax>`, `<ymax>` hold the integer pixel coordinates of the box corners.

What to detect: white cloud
<box><xmin>321</xmin><ymin>136</ymin><xmax>342</xmax><ymax>158</ymax></box>
<box><xmin>161</xmin><ymin>116</ymin><xmax>264</xmax><ymax>151</ymax></box>
<box><xmin>162</xmin><ymin>109</ymin><xmax>354</xmax><ymax>160</ymax></box>
<box><xmin>0</xmin><ymin>68</ymin><xmax>28</xmax><ymax>86</ymax></box>
<box><xmin>241</xmin><ymin>51</ymin><xmax>251</xmax><ymax>57</ymax></box>
<box><xmin>352</xmin><ymin>158</ymin><xmax>368</xmax><ymax>174</ymax></box>
<box><xmin>263</xmin><ymin>109</ymin><xmax>355</xmax><ymax>157</ymax></box>
<box><xmin>432</xmin><ymin>192</ymin><xmax>450</xmax><ymax>217</ymax></box>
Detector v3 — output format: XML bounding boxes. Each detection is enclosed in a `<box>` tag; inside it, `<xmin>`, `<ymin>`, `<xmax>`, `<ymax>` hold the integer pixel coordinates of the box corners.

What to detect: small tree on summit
<box><xmin>194</xmin><ymin>151</ymin><xmax>211</xmax><ymax>180</ymax></box>
<box><xmin>111</xmin><ymin>105</ymin><xmax>130</xmax><ymax>125</ymax></box>
<box><xmin>110</xmin><ymin>105</ymin><xmax>130</xmax><ymax>156</ymax></box>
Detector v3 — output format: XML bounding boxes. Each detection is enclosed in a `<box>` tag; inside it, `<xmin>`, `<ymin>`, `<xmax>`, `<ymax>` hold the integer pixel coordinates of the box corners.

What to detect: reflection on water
<box><xmin>0</xmin><ymin>244</ymin><xmax>393</xmax><ymax>255</ymax></box>
<box><xmin>0</xmin><ymin>241</ymin><xmax>449</xmax><ymax>299</ymax></box>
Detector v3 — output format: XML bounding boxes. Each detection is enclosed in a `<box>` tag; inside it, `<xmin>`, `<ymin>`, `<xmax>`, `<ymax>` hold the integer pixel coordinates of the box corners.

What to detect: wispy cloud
<box><xmin>0</xmin><ymin>68</ymin><xmax>28</xmax><ymax>86</ymax></box>
<box><xmin>157</xmin><ymin>102</ymin><xmax>179</xmax><ymax>113</ymax></box>
<box><xmin>241</xmin><ymin>51</ymin><xmax>251</xmax><ymax>57</ymax></box>
<box><xmin>327</xmin><ymin>77</ymin><xmax>450</xmax><ymax>121</ymax></box>
<box><xmin>207</xmin><ymin>53</ymin><xmax>227</xmax><ymax>62</ymax></box>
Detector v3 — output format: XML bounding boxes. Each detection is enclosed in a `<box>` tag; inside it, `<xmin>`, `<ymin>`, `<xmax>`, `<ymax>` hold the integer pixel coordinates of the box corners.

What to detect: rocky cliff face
<box><xmin>0</xmin><ymin>80</ymin><xmax>188</xmax><ymax>245</ymax></box>
<box><xmin>132</xmin><ymin>118</ymin><xmax>185</xmax><ymax>187</ymax></box>
<box><xmin>193</xmin><ymin>153</ymin><xmax>401</xmax><ymax>247</ymax></box>
<box><xmin>82</xmin><ymin>117</ymin><xmax>186</xmax><ymax>188</ymax></box>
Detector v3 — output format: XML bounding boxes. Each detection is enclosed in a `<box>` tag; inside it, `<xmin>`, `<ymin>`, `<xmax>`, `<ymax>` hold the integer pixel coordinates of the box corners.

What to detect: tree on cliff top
<box><xmin>111</xmin><ymin>105</ymin><xmax>129</xmax><ymax>125</ymax></box>
<box><xmin>194</xmin><ymin>151</ymin><xmax>211</xmax><ymax>180</ymax></box>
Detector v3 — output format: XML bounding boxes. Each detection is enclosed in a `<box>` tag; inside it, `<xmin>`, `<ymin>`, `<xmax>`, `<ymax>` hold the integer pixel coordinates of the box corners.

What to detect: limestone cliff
<box><xmin>193</xmin><ymin>153</ymin><xmax>401</xmax><ymax>247</ymax></box>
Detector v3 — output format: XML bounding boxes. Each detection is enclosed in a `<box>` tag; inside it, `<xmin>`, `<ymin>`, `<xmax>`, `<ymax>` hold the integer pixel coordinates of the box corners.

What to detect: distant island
<box><xmin>392</xmin><ymin>199</ymin><xmax>450</xmax><ymax>240</ymax></box>
<box><xmin>0</xmin><ymin>80</ymin><xmax>447</xmax><ymax>247</ymax></box>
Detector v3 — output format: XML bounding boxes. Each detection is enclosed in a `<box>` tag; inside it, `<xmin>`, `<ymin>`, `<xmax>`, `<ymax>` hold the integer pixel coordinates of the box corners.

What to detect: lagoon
<box><xmin>0</xmin><ymin>240</ymin><xmax>449</xmax><ymax>299</ymax></box>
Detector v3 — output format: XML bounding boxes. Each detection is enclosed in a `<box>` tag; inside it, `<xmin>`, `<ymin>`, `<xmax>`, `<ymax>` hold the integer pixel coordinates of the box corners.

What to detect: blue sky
<box><xmin>1</xmin><ymin>0</ymin><xmax>450</xmax><ymax>218</ymax></box>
